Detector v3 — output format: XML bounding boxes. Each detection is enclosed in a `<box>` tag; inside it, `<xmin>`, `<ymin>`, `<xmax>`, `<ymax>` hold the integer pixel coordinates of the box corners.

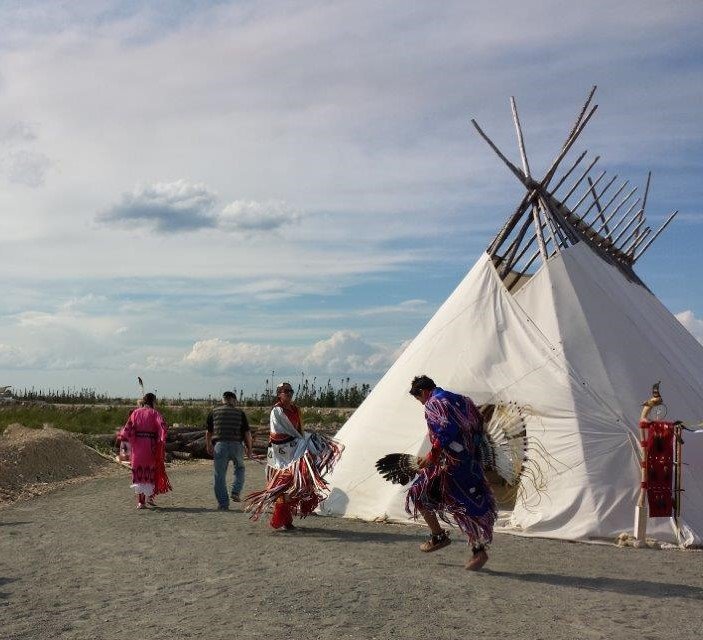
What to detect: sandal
<box><xmin>419</xmin><ymin>530</ymin><xmax>451</xmax><ymax>552</ymax></box>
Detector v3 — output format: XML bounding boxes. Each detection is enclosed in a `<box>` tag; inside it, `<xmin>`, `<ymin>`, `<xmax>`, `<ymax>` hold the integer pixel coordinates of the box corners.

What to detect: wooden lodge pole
<box><xmin>550</xmin><ymin>150</ymin><xmax>588</xmax><ymax>195</ymax></box>
<box><xmin>560</xmin><ymin>156</ymin><xmax>600</xmax><ymax>204</ymax></box>
<box><xmin>566</xmin><ymin>169</ymin><xmax>606</xmax><ymax>209</ymax></box>
<box><xmin>673</xmin><ymin>422</ymin><xmax>684</xmax><ymax>545</ymax></box>
<box><xmin>632</xmin><ymin>211</ymin><xmax>679</xmax><ymax>262</ymax></box>
<box><xmin>593</xmin><ymin>191</ymin><xmax>638</xmax><ymax>239</ymax></box>
<box><xmin>620</xmin><ymin>227</ymin><xmax>651</xmax><ymax>258</ymax></box>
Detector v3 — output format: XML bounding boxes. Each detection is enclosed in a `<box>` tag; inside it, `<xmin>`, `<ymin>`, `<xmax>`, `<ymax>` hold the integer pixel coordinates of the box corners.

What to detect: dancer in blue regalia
<box><xmin>407</xmin><ymin>375</ymin><xmax>497</xmax><ymax>571</ymax></box>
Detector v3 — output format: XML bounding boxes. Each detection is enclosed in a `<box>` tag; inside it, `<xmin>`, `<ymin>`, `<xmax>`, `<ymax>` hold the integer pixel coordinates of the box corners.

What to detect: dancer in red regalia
<box><xmin>245</xmin><ymin>381</ymin><xmax>343</xmax><ymax>530</ymax></box>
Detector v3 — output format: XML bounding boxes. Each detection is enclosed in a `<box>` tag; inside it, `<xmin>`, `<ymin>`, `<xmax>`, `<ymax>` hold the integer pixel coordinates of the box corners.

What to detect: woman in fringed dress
<box><xmin>245</xmin><ymin>381</ymin><xmax>343</xmax><ymax>530</ymax></box>
<box><xmin>117</xmin><ymin>393</ymin><xmax>171</xmax><ymax>509</ymax></box>
<box><xmin>407</xmin><ymin>375</ymin><xmax>497</xmax><ymax>571</ymax></box>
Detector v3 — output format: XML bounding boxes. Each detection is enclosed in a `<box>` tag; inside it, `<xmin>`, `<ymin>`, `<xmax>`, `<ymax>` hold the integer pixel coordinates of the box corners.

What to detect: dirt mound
<box><xmin>0</xmin><ymin>423</ymin><xmax>115</xmax><ymax>504</ymax></box>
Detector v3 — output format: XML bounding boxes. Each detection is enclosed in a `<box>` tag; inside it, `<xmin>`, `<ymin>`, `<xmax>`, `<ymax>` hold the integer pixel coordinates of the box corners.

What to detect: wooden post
<box><xmin>632</xmin><ymin>172</ymin><xmax>652</xmax><ymax>249</ymax></box>
<box><xmin>559</xmin><ymin>85</ymin><xmax>597</xmax><ymax>154</ymax></box>
<box><xmin>587</xmin><ymin>176</ymin><xmax>608</xmax><ymax>234</ymax></box>
<box><xmin>632</xmin><ymin>211</ymin><xmax>678</xmax><ymax>262</ymax></box>
<box><xmin>561</xmin><ymin>157</ymin><xmax>601</xmax><ymax>204</ymax></box>
<box><xmin>635</xmin><ymin>418</ymin><xmax>649</xmax><ymax>544</ymax></box>
<box><xmin>542</xmin><ymin>104</ymin><xmax>598</xmax><ymax>187</ymax></box>
<box><xmin>572</xmin><ymin>174</ymin><xmax>617</xmax><ymax>217</ymax></box>
<box><xmin>470</xmin><ymin>119</ymin><xmax>528</xmax><ymax>186</ymax></box>
<box><xmin>498</xmin><ymin>212</ymin><xmax>535</xmax><ymax>278</ymax></box>
<box><xmin>537</xmin><ymin>198</ymin><xmax>562</xmax><ymax>255</ymax></box>
<box><xmin>598</xmin><ymin>200</ymin><xmax>641</xmax><ymax>246</ymax></box>
<box><xmin>620</xmin><ymin>226</ymin><xmax>651</xmax><ymax>257</ymax></box>
<box><xmin>487</xmin><ymin>192</ymin><xmax>532</xmax><ymax>256</ymax></box>
<box><xmin>606</xmin><ymin>205</ymin><xmax>643</xmax><ymax>242</ymax></box>
<box><xmin>635</xmin><ymin>383</ymin><xmax>663</xmax><ymax>544</ymax></box>
<box><xmin>611</xmin><ymin>209</ymin><xmax>644</xmax><ymax>247</ymax></box>
<box><xmin>540</xmin><ymin>193</ymin><xmax>578</xmax><ymax>244</ymax></box>
<box><xmin>503</xmin><ymin>220</ymin><xmax>545</xmax><ymax>280</ymax></box>
<box><xmin>550</xmin><ymin>150</ymin><xmax>588</xmax><ymax>195</ymax></box>
<box><xmin>584</xmin><ymin>180</ymin><xmax>628</xmax><ymax>228</ymax></box>
<box><xmin>628</xmin><ymin>230</ymin><xmax>655</xmax><ymax>261</ymax></box>
<box><xmin>531</xmin><ymin>205</ymin><xmax>549</xmax><ymax>264</ymax></box>
<box><xmin>620</xmin><ymin>227</ymin><xmax>651</xmax><ymax>262</ymax></box>
<box><xmin>594</xmin><ymin>191</ymin><xmax>638</xmax><ymax>239</ymax></box>
<box><xmin>673</xmin><ymin>422</ymin><xmax>684</xmax><ymax>546</ymax></box>
<box><xmin>568</xmin><ymin>170</ymin><xmax>606</xmax><ymax>211</ymax></box>
<box><xmin>512</xmin><ymin>197</ymin><xmax>578</xmax><ymax>280</ymax></box>
<box><xmin>510</xmin><ymin>96</ymin><xmax>532</xmax><ymax>179</ymax></box>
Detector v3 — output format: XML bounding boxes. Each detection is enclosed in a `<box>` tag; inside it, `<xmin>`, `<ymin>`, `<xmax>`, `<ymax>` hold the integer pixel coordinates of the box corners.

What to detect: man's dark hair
<box><xmin>142</xmin><ymin>392</ymin><xmax>157</xmax><ymax>407</ymax></box>
<box><xmin>223</xmin><ymin>391</ymin><xmax>237</xmax><ymax>401</ymax></box>
<box><xmin>409</xmin><ymin>375</ymin><xmax>436</xmax><ymax>397</ymax></box>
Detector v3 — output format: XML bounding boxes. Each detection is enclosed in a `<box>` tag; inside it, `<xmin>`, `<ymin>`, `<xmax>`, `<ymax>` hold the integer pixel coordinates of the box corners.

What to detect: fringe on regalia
<box><xmin>406</xmin><ymin>451</ymin><xmax>497</xmax><ymax>546</ymax></box>
<box><xmin>245</xmin><ymin>432</ymin><xmax>344</xmax><ymax>521</ymax></box>
<box><xmin>153</xmin><ymin>441</ymin><xmax>172</xmax><ymax>496</ymax></box>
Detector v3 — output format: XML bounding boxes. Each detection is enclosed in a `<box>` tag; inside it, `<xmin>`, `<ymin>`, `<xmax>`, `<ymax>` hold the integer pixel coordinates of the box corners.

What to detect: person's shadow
<box><xmin>455</xmin><ymin>568</ymin><xmax>703</xmax><ymax>600</ymax></box>
<box><xmin>153</xmin><ymin>506</ymin><xmax>214</xmax><ymax>514</ymax></box>
<box><xmin>0</xmin><ymin>577</ymin><xmax>17</xmax><ymax>601</ymax></box>
<box><xmin>286</xmin><ymin>525</ymin><xmax>416</xmax><ymax>544</ymax></box>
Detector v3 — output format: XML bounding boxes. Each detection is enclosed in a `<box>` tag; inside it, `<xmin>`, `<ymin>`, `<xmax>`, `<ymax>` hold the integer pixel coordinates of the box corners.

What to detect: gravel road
<box><xmin>1</xmin><ymin>460</ymin><xmax>702</xmax><ymax>640</ymax></box>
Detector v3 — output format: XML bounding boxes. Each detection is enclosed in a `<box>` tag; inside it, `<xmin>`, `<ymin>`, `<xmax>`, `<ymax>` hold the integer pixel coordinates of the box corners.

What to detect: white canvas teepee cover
<box><xmin>321</xmin><ymin>242</ymin><xmax>703</xmax><ymax>545</ymax></box>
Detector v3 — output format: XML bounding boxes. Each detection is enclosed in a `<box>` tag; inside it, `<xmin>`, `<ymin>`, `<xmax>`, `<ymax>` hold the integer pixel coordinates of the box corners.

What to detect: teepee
<box><xmin>321</xmin><ymin>87</ymin><xmax>703</xmax><ymax>546</ymax></box>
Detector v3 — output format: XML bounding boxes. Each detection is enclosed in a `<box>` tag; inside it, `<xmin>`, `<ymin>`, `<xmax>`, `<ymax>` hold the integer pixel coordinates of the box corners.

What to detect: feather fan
<box><xmin>375</xmin><ymin>402</ymin><xmax>557</xmax><ymax>508</ymax></box>
<box><xmin>482</xmin><ymin>402</ymin><xmax>528</xmax><ymax>486</ymax></box>
<box><xmin>375</xmin><ymin>403</ymin><xmax>528</xmax><ymax>488</ymax></box>
<box><xmin>375</xmin><ymin>453</ymin><xmax>421</xmax><ymax>485</ymax></box>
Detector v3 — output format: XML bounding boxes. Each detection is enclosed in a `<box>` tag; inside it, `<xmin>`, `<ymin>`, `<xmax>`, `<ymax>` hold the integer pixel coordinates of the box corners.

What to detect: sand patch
<box><xmin>0</xmin><ymin>423</ymin><xmax>117</xmax><ymax>505</ymax></box>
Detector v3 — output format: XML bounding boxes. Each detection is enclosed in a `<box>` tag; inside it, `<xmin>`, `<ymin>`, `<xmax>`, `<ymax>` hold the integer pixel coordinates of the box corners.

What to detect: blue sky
<box><xmin>0</xmin><ymin>0</ymin><xmax>702</xmax><ymax>397</ymax></box>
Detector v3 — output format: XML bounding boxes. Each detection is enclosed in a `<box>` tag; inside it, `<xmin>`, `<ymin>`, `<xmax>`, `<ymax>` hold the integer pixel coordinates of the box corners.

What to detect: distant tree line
<box><xmin>238</xmin><ymin>374</ymin><xmax>371</xmax><ymax>408</ymax></box>
<box><xmin>14</xmin><ymin>387</ymin><xmax>113</xmax><ymax>404</ymax></box>
<box><xmin>12</xmin><ymin>374</ymin><xmax>371</xmax><ymax>408</ymax></box>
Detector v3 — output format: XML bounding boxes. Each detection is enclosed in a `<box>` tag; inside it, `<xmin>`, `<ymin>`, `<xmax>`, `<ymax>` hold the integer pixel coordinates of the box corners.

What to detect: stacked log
<box><xmin>97</xmin><ymin>422</ymin><xmax>341</xmax><ymax>462</ymax></box>
<box><xmin>166</xmin><ymin>425</ymin><xmax>209</xmax><ymax>459</ymax></box>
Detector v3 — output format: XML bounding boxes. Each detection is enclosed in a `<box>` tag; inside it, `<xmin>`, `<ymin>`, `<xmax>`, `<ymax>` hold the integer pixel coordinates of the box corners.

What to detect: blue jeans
<box><xmin>213</xmin><ymin>440</ymin><xmax>245</xmax><ymax>507</ymax></box>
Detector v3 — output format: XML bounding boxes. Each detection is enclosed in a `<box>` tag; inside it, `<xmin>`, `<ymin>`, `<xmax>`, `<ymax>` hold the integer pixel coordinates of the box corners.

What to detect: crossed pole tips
<box><xmin>472</xmin><ymin>86</ymin><xmax>678</xmax><ymax>288</ymax></box>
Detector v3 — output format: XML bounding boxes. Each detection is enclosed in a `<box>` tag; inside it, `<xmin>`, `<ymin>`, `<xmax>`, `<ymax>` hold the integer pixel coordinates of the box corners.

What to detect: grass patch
<box><xmin>0</xmin><ymin>404</ymin><xmax>353</xmax><ymax>435</ymax></box>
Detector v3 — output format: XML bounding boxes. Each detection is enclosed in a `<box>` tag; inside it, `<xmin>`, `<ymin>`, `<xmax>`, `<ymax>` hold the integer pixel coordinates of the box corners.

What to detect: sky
<box><xmin>0</xmin><ymin>0</ymin><xmax>702</xmax><ymax>398</ymax></box>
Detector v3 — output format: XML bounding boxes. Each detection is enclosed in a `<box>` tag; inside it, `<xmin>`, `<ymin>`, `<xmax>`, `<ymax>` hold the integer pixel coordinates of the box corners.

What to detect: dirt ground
<box><xmin>1</xmin><ymin>460</ymin><xmax>702</xmax><ymax>640</ymax></box>
<box><xmin>0</xmin><ymin>424</ymin><xmax>117</xmax><ymax>504</ymax></box>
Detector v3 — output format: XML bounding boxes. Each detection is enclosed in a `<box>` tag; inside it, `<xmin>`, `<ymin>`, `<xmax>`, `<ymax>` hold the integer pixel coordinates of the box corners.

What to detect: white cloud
<box><xmin>0</xmin><ymin>297</ymin><xmax>135</xmax><ymax>372</ymax></box>
<box><xmin>305</xmin><ymin>331</ymin><xmax>375</xmax><ymax>372</ymax></box>
<box><xmin>181</xmin><ymin>330</ymin><xmax>402</xmax><ymax>377</ymax></box>
<box><xmin>357</xmin><ymin>299</ymin><xmax>429</xmax><ymax>317</ymax></box>
<box><xmin>183</xmin><ymin>338</ymin><xmax>299</xmax><ymax>373</ymax></box>
<box><xmin>16</xmin><ymin>309</ymin><xmax>125</xmax><ymax>337</ymax></box>
<box><xmin>99</xmin><ymin>181</ymin><xmax>300</xmax><ymax>236</ymax></box>
<box><xmin>676</xmin><ymin>310</ymin><xmax>703</xmax><ymax>343</ymax></box>
<box><xmin>0</xmin><ymin>343</ymin><xmax>37</xmax><ymax>369</ymax></box>
<box><xmin>130</xmin><ymin>354</ymin><xmax>179</xmax><ymax>372</ymax></box>
<box><xmin>0</xmin><ymin>340</ymin><xmax>98</xmax><ymax>371</ymax></box>
<box><xmin>0</xmin><ymin>120</ymin><xmax>51</xmax><ymax>187</ymax></box>
<box><xmin>0</xmin><ymin>1</ymin><xmax>701</xmax><ymax>395</ymax></box>
<box><xmin>2</xmin><ymin>149</ymin><xmax>51</xmax><ymax>187</ymax></box>
<box><xmin>60</xmin><ymin>294</ymin><xmax>109</xmax><ymax>312</ymax></box>
<box><xmin>98</xmin><ymin>180</ymin><xmax>218</xmax><ymax>233</ymax></box>
<box><xmin>219</xmin><ymin>200</ymin><xmax>300</xmax><ymax>232</ymax></box>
